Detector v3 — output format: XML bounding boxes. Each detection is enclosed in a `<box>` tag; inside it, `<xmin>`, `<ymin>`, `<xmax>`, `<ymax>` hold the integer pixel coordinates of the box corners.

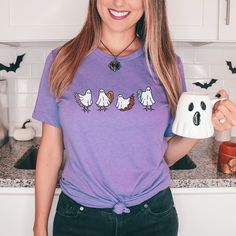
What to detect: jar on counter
<box><xmin>218</xmin><ymin>141</ymin><xmax>236</xmax><ymax>174</ymax></box>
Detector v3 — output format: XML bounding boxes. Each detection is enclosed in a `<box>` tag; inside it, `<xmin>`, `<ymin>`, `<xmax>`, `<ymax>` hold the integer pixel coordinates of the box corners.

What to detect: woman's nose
<box><xmin>113</xmin><ymin>0</ymin><xmax>126</xmax><ymax>8</ymax></box>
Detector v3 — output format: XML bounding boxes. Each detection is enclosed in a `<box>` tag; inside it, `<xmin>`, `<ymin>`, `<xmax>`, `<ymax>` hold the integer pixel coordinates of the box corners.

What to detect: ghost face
<box><xmin>188</xmin><ymin>100</ymin><xmax>207</xmax><ymax>126</ymax></box>
<box><xmin>172</xmin><ymin>93</ymin><xmax>215</xmax><ymax>139</ymax></box>
<box><xmin>96</xmin><ymin>0</ymin><xmax>144</xmax><ymax>34</ymax></box>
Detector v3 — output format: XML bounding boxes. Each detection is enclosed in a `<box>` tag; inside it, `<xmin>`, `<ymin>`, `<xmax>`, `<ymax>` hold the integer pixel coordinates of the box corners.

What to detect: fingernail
<box><xmin>215</xmin><ymin>93</ymin><xmax>221</xmax><ymax>98</ymax></box>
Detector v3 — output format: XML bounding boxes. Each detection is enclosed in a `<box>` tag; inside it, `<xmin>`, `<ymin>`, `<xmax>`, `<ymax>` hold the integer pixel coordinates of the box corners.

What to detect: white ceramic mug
<box><xmin>172</xmin><ymin>92</ymin><xmax>225</xmax><ymax>139</ymax></box>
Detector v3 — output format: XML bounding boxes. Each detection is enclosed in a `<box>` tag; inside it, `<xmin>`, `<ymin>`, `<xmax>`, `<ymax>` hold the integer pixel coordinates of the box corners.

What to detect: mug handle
<box><xmin>211</xmin><ymin>97</ymin><xmax>226</xmax><ymax>107</ymax></box>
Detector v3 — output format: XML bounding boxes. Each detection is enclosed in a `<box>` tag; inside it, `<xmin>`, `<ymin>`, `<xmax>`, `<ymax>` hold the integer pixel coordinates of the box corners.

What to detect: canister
<box><xmin>218</xmin><ymin>141</ymin><xmax>236</xmax><ymax>174</ymax></box>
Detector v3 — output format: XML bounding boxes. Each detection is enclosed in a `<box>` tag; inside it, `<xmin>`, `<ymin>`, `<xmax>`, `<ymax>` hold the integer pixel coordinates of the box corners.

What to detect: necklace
<box><xmin>100</xmin><ymin>36</ymin><xmax>137</xmax><ymax>72</ymax></box>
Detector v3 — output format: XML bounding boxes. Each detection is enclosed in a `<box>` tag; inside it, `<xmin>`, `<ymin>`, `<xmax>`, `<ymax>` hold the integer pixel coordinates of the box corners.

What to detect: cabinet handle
<box><xmin>226</xmin><ymin>0</ymin><xmax>231</xmax><ymax>25</ymax></box>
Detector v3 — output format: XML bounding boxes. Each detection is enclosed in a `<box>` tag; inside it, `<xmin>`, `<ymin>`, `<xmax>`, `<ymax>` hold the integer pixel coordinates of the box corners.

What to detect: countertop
<box><xmin>0</xmin><ymin>137</ymin><xmax>236</xmax><ymax>188</ymax></box>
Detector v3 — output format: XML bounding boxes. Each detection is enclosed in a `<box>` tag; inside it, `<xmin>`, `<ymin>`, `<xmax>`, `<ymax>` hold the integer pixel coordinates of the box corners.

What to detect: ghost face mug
<box><xmin>172</xmin><ymin>92</ymin><xmax>224</xmax><ymax>139</ymax></box>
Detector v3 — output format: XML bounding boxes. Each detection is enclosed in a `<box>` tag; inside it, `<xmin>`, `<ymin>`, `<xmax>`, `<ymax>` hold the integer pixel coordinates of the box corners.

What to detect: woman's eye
<box><xmin>188</xmin><ymin>102</ymin><xmax>194</xmax><ymax>111</ymax></box>
<box><xmin>201</xmin><ymin>101</ymin><xmax>206</xmax><ymax>110</ymax></box>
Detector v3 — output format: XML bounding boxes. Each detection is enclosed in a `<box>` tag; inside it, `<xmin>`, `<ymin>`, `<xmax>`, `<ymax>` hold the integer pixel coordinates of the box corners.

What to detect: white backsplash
<box><xmin>0</xmin><ymin>42</ymin><xmax>236</xmax><ymax>137</ymax></box>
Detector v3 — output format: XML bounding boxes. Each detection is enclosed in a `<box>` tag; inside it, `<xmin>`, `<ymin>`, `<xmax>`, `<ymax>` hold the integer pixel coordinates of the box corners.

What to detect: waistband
<box><xmin>59</xmin><ymin>187</ymin><xmax>172</xmax><ymax>215</ymax></box>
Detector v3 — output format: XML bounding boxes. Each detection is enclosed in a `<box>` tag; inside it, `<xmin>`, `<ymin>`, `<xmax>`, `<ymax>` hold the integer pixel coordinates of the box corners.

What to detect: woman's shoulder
<box><xmin>175</xmin><ymin>54</ymin><xmax>183</xmax><ymax>65</ymax></box>
<box><xmin>44</xmin><ymin>46</ymin><xmax>62</xmax><ymax>64</ymax></box>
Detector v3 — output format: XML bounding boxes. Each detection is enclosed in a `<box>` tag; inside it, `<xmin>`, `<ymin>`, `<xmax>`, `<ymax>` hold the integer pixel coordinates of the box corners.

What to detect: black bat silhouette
<box><xmin>193</xmin><ymin>79</ymin><xmax>218</xmax><ymax>89</ymax></box>
<box><xmin>226</xmin><ymin>61</ymin><xmax>236</xmax><ymax>74</ymax></box>
<box><xmin>0</xmin><ymin>53</ymin><xmax>25</xmax><ymax>72</ymax></box>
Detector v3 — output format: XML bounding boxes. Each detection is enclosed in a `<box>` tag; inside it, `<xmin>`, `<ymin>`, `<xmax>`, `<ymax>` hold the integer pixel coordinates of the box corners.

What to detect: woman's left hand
<box><xmin>212</xmin><ymin>89</ymin><xmax>236</xmax><ymax>132</ymax></box>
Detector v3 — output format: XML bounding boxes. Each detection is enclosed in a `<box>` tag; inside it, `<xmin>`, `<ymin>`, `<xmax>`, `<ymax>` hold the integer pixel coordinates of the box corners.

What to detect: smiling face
<box><xmin>96</xmin><ymin>0</ymin><xmax>144</xmax><ymax>34</ymax></box>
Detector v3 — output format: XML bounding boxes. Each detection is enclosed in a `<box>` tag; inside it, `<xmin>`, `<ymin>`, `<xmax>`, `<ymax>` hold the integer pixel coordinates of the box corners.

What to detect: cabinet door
<box><xmin>219</xmin><ymin>0</ymin><xmax>236</xmax><ymax>40</ymax></box>
<box><xmin>172</xmin><ymin>188</ymin><xmax>236</xmax><ymax>236</ymax></box>
<box><xmin>0</xmin><ymin>0</ymin><xmax>88</xmax><ymax>42</ymax></box>
<box><xmin>0</xmin><ymin>188</ymin><xmax>60</xmax><ymax>236</ymax></box>
<box><xmin>166</xmin><ymin>0</ymin><xmax>218</xmax><ymax>41</ymax></box>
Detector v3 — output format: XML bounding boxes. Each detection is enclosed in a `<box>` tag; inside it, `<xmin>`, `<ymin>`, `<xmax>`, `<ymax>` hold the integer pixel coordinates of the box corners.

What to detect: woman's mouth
<box><xmin>108</xmin><ymin>9</ymin><xmax>130</xmax><ymax>20</ymax></box>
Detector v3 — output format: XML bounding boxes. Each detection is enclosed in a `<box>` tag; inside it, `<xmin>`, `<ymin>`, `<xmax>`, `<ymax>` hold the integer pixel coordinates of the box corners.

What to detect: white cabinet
<box><xmin>0</xmin><ymin>0</ymin><xmax>236</xmax><ymax>42</ymax></box>
<box><xmin>167</xmin><ymin>0</ymin><xmax>236</xmax><ymax>41</ymax></box>
<box><xmin>219</xmin><ymin>0</ymin><xmax>236</xmax><ymax>41</ymax></box>
<box><xmin>172</xmin><ymin>188</ymin><xmax>236</xmax><ymax>236</ymax></box>
<box><xmin>0</xmin><ymin>0</ymin><xmax>88</xmax><ymax>42</ymax></box>
<box><xmin>0</xmin><ymin>188</ymin><xmax>60</xmax><ymax>236</ymax></box>
<box><xmin>166</xmin><ymin>0</ymin><xmax>218</xmax><ymax>41</ymax></box>
<box><xmin>1</xmin><ymin>187</ymin><xmax>236</xmax><ymax>236</ymax></box>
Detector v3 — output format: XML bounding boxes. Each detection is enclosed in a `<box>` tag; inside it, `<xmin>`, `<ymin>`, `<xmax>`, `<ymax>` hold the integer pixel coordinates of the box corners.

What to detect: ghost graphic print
<box><xmin>137</xmin><ymin>87</ymin><xmax>155</xmax><ymax>111</ymax></box>
<box><xmin>74</xmin><ymin>89</ymin><xmax>93</xmax><ymax>112</ymax></box>
<box><xmin>116</xmin><ymin>94</ymin><xmax>135</xmax><ymax>111</ymax></box>
<box><xmin>96</xmin><ymin>89</ymin><xmax>114</xmax><ymax>111</ymax></box>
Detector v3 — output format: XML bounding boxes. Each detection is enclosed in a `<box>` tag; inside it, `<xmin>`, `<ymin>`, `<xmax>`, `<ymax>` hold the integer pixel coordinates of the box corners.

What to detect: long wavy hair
<box><xmin>49</xmin><ymin>0</ymin><xmax>183</xmax><ymax>116</ymax></box>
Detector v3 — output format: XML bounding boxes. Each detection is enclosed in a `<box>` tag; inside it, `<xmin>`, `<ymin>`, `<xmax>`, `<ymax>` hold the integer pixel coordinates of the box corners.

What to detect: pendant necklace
<box><xmin>100</xmin><ymin>36</ymin><xmax>137</xmax><ymax>72</ymax></box>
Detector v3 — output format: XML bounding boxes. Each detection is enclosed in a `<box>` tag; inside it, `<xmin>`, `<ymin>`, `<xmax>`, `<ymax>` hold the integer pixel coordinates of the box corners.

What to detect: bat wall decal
<box><xmin>226</xmin><ymin>61</ymin><xmax>236</xmax><ymax>74</ymax></box>
<box><xmin>193</xmin><ymin>79</ymin><xmax>218</xmax><ymax>89</ymax></box>
<box><xmin>0</xmin><ymin>53</ymin><xmax>25</xmax><ymax>73</ymax></box>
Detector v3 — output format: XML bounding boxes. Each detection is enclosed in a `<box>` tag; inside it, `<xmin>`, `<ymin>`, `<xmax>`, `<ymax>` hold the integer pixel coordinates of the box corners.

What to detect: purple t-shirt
<box><xmin>32</xmin><ymin>45</ymin><xmax>186</xmax><ymax>214</ymax></box>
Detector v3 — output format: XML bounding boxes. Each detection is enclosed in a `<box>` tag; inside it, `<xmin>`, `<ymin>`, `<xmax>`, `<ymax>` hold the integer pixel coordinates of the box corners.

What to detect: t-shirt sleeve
<box><xmin>32</xmin><ymin>50</ymin><xmax>62</xmax><ymax>128</ymax></box>
<box><xmin>164</xmin><ymin>55</ymin><xmax>187</xmax><ymax>137</ymax></box>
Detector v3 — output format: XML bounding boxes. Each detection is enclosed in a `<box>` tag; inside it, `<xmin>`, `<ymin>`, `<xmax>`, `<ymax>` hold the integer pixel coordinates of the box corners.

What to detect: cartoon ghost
<box><xmin>172</xmin><ymin>93</ymin><xmax>216</xmax><ymax>139</ymax></box>
<box><xmin>116</xmin><ymin>94</ymin><xmax>135</xmax><ymax>111</ymax></box>
<box><xmin>137</xmin><ymin>87</ymin><xmax>155</xmax><ymax>111</ymax></box>
<box><xmin>74</xmin><ymin>89</ymin><xmax>93</xmax><ymax>112</ymax></box>
<box><xmin>96</xmin><ymin>89</ymin><xmax>114</xmax><ymax>111</ymax></box>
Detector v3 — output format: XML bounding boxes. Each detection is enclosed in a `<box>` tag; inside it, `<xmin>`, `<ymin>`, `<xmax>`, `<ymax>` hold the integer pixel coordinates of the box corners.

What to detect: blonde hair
<box><xmin>50</xmin><ymin>0</ymin><xmax>183</xmax><ymax>116</ymax></box>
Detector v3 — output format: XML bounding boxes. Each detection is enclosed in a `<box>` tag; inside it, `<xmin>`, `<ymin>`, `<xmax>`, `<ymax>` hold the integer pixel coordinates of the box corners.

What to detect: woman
<box><xmin>32</xmin><ymin>0</ymin><xmax>236</xmax><ymax>236</ymax></box>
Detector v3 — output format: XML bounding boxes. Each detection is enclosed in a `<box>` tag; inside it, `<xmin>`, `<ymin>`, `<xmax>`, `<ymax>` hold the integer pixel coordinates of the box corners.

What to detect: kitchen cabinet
<box><xmin>172</xmin><ymin>188</ymin><xmax>236</xmax><ymax>236</ymax></box>
<box><xmin>0</xmin><ymin>188</ymin><xmax>60</xmax><ymax>236</ymax></box>
<box><xmin>0</xmin><ymin>187</ymin><xmax>236</xmax><ymax>236</ymax></box>
<box><xmin>0</xmin><ymin>0</ymin><xmax>88</xmax><ymax>42</ymax></box>
<box><xmin>167</xmin><ymin>0</ymin><xmax>236</xmax><ymax>41</ymax></box>
<box><xmin>219</xmin><ymin>0</ymin><xmax>236</xmax><ymax>41</ymax></box>
<box><xmin>0</xmin><ymin>0</ymin><xmax>236</xmax><ymax>42</ymax></box>
<box><xmin>166</xmin><ymin>0</ymin><xmax>218</xmax><ymax>41</ymax></box>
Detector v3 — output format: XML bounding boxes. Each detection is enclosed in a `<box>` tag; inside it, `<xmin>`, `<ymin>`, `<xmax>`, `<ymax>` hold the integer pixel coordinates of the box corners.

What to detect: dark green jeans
<box><xmin>53</xmin><ymin>187</ymin><xmax>178</xmax><ymax>236</ymax></box>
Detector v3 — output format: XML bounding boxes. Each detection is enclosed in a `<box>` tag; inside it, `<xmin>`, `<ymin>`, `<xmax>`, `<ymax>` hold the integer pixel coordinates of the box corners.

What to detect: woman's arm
<box><xmin>33</xmin><ymin>123</ymin><xmax>64</xmax><ymax>236</ymax></box>
<box><xmin>164</xmin><ymin>136</ymin><xmax>200</xmax><ymax>166</ymax></box>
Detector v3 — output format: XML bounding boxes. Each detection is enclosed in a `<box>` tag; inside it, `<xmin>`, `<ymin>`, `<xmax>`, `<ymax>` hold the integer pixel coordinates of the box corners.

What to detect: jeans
<box><xmin>53</xmin><ymin>187</ymin><xmax>178</xmax><ymax>236</ymax></box>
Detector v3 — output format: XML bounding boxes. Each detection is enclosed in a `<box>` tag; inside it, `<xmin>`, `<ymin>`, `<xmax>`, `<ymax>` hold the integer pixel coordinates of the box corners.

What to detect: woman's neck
<box><xmin>99</xmin><ymin>29</ymin><xmax>142</xmax><ymax>56</ymax></box>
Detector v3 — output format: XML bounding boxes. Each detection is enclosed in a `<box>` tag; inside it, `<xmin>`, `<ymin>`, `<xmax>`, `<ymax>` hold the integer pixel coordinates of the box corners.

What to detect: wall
<box><xmin>0</xmin><ymin>42</ymin><xmax>236</xmax><ymax>137</ymax></box>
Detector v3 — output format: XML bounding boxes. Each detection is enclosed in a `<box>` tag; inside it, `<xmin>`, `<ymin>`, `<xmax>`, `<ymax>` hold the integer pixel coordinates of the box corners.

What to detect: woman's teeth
<box><xmin>109</xmin><ymin>9</ymin><xmax>129</xmax><ymax>17</ymax></box>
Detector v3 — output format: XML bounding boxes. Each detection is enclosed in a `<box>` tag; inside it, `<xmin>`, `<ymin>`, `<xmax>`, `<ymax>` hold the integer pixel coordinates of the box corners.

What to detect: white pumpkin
<box><xmin>13</xmin><ymin>119</ymin><xmax>36</xmax><ymax>141</ymax></box>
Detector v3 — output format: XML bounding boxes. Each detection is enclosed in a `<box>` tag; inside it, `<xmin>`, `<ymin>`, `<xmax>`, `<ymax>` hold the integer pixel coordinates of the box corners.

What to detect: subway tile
<box><xmin>9</xmin><ymin>107</ymin><xmax>33</xmax><ymax>123</ymax></box>
<box><xmin>2</xmin><ymin>64</ymin><xmax>31</xmax><ymax>79</ymax></box>
<box><xmin>224</xmin><ymin>51</ymin><xmax>236</xmax><ymax>62</ymax></box>
<box><xmin>8</xmin><ymin>93</ymin><xmax>33</xmax><ymax>108</ymax></box>
<box><xmin>32</xmin><ymin>94</ymin><xmax>38</xmax><ymax>108</ymax></box>
<box><xmin>13</xmin><ymin>79</ymin><xmax>30</xmax><ymax>93</ymax></box>
<box><xmin>30</xmin><ymin>78</ymin><xmax>41</xmax><ymax>93</ymax></box>
<box><xmin>224</xmin><ymin>79</ymin><xmax>236</xmax><ymax>103</ymax></box>
<box><xmin>175</xmin><ymin>47</ymin><xmax>195</xmax><ymax>63</ymax></box>
<box><xmin>195</xmin><ymin>48</ymin><xmax>226</xmax><ymax>64</ymax></box>
<box><xmin>183</xmin><ymin>64</ymin><xmax>210</xmax><ymax>79</ymax></box>
<box><xmin>31</xmin><ymin>63</ymin><xmax>44</xmax><ymax>78</ymax></box>
<box><xmin>0</xmin><ymin>48</ymin><xmax>16</xmax><ymax>63</ymax></box>
<box><xmin>210</xmin><ymin>64</ymin><xmax>235</xmax><ymax>79</ymax></box>
<box><xmin>16</xmin><ymin>48</ymin><xmax>44</xmax><ymax>63</ymax></box>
